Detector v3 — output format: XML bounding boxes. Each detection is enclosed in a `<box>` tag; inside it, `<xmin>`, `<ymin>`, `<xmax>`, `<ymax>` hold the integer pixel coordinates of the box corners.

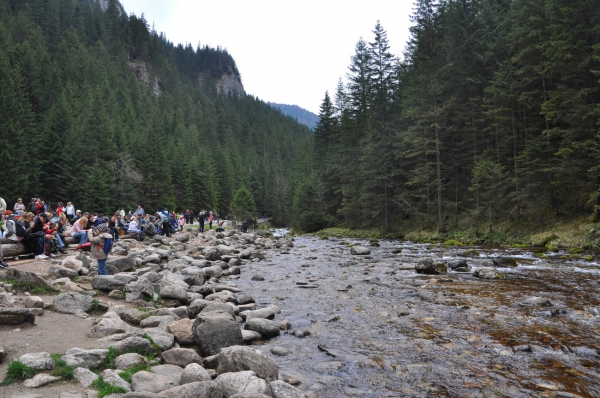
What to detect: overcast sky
<box><xmin>118</xmin><ymin>0</ymin><xmax>414</xmax><ymax>114</ymax></box>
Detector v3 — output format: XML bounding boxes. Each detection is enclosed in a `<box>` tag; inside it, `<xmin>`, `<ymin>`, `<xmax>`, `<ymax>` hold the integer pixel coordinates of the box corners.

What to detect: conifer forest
<box><xmin>1</xmin><ymin>0</ymin><xmax>599</xmax><ymax>234</ymax></box>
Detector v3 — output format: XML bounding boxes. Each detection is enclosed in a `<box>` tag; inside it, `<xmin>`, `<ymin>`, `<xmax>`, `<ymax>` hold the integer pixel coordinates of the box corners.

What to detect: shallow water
<box><xmin>239</xmin><ymin>236</ymin><xmax>600</xmax><ymax>397</ymax></box>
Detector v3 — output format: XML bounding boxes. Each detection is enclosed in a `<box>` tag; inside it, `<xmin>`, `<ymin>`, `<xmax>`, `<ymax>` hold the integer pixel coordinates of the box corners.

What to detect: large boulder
<box><xmin>52</xmin><ymin>291</ymin><xmax>94</xmax><ymax>314</ymax></box>
<box><xmin>269</xmin><ymin>380</ymin><xmax>305</xmax><ymax>398</ymax></box>
<box><xmin>244</xmin><ymin>318</ymin><xmax>281</xmax><ymax>339</ymax></box>
<box><xmin>92</xmin><ymin>274</ymin><xmax>137</xmax><ymax>291</ymax></box>
<box><xmin>492</xmin><ymin>257</ymin><xmax>519</xmax><ymax>268</ymax></box>
<box><xmin>193</xmin><ymin>312</ymin><xmax>244</xmax><ymax>356</ymax></box>
<box><xmin>350</xmin><ymin>246</ymin><xmax>370</xmax><ymax>255</ymax></box>
<box><xmin>102</xmin><ymin>369</ymin><xmax>132</xmax><ymax>391</ymax></box>
<box><xmin>161</xmin><ymin>381</ymin><xmax>222</xmax><ymax>398</ymax></box>
<box><xmin>474</xmin><ymin>267</ymin><xmax>502</xmax><ymax>279</ymax></box>
<box><xmin>49</xmin><ymin>265</ymin><xmax>78</xmax><ymax>279</ymax></box>
<box><xmin>415</xmin><ymin>258</ymin><xmax>447</xmax><ymax>275</ymax></box>
<box><xmin>217</xmin><ymin>346</ymin><xmax>279</xmax><ymax>383</ymax></box>
<box><xmin>180</xmin><ymin>363</ymin><xmax>212</xmax><ymax>384</ymax></box>
<box><xmin>161</xmin><ymin>348</ymin><xmax>202</xmax><ymax>367</ymax></box>
<box><xmin>0</xmin><ymin>308</ymin><xmax>35</xmax><ymax>325</ymax></box>
<box><xmin>131</xmin><ymin>370</ymin><xmax>179</xmax><ymax>393</ymax></box>
<box><xmin>215</xmin><ymin>371</ymin><xmax>271</xmax><ymax>397</ymax></box>
<box><xmin>106</xmin><ymin>254</ymin><xmax>138</xmax><ymax>273</ymax></box>
<box><xmin>7</xmin><ymin>268</ymin><xmax>59</xmax><ymax>293</ymax></box>
<box><xmin>125</xmin><ymin>279</ymin><xmax>155</xmax><ymax>303</ymax></box>
<box><xmin>61</xmin><ymin>256</ymin><xmax>83</xmax><ymax>272</ymax></box>
<box><xmin>112</xmin><ymin>336</ymin><xmax>154</xmax><ymax>355</ymax></box>
<box><xmin>64</xmin><ymin>348</ymin><xmax>110</xmax><ymax>368</ymax></box>
<box><xmin>168</xmin><ymin>318</ymin><xmax>195</xmax><ymax>345</ymax></box>
<box><xmin>160</xmin><ymin>286</ymin><xmax>189</xmax><ymax>302</ymax></box>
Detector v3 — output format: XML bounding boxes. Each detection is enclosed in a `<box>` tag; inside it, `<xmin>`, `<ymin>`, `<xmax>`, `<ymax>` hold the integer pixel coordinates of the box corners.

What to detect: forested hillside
<box><xmin>0</xmin><ymin>0</ymin><xmax>312</xmax><ymax>223</ymax></box>
<box><xmin>269</xmin><ymin>103</ymin><xmax>319</xmax><ymax>130</ymax></box>
<box><xmin>309</xmin><ymin>0</ymin><xmax>600</xmax><ymax>233</ymax></box>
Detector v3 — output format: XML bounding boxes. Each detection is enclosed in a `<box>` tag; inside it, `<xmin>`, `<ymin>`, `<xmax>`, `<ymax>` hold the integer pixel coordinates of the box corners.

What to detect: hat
<box><xmin>76</xmin><ymin>210</ymin><xmax>81</xmax><ymax>213</ymax></box>
<box><xmin>95</xmin><ymin>223</ymin><xmax>108</xmax><ymax>233</ymax></box>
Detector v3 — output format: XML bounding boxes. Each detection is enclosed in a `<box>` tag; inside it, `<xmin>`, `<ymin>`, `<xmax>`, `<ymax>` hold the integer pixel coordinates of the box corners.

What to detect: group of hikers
<box><xmin>0</xmin><ymin>196</ymin><xmax>235</xmax><ymax>272</ymax></box>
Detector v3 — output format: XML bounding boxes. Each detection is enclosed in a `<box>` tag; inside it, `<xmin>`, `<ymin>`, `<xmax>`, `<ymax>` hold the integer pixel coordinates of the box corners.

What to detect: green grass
<box><xmin>118</xmin><ymin>362</ymin><xmax>152</xmax><ymax>383</ymax></box>
<box><xmin>0</xmin><ymin>360</ymin><xmax>37</xmax><ymax>385</ymax></box>
<box><xmin>50</xmin><ymin>354</ymin><xmax>75</xmax><ymax>380</ymax></box>
<box><xmin>142</xmin><ymin>334</ymin><xmax>161</xmax><ymax>352</ymax></box>
<box><xmin>92</xmin><ymin>299</ymin><xmax>100</xmax><ymax>311</ymax></box>
<box><xmin>91</xmin><ymin>376</ymin><xmax>128</xmax><ymax>398</ymax></box>
<box><xmin>97</xmin><ymin>347</ymin><xmax>118</xmax><ymax>371</ymax></box>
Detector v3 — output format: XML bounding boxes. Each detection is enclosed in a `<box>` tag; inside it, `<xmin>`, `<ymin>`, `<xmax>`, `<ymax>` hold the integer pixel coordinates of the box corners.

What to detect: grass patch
<box><xmin>118</xmin><ymin>361</ymin><xmax>152</xmax><ymax>383</ymax></box>
<box><xmin>50</xmin><ymin>353</ymin><xmax>76</xmax><ymax>380</ymax></box>
<box><xmin>316</xmin><ymin>228</ymin><xmax>381</xmax><ymax>240</ymax></box>
<box><xmin>0</xmin><ymin>278</ymin><xmax>20</xmax><ymax>286</ymax></box>
<box><xmin>91</xmin><ymin>376</ymin><xmax>128</xmax><ymax>398</ymax></box>
<box><xmin>0</xmin><ymin>360</ymin><xmax>37</xmax><ymax>385</ymax></box>
<box><xmin>443</xmin><ymin>239</ymin><xmax>464</xmax><ymax>246</ymax></box>
<box><xmin>97</xmin><ymin>347</ymin><xmax>118</xmax><ymax>371</ymax></box>
<box><xmin>92</xmin><ymin>299</ymin><xmax>100</xmax><ymax>311</ymax></box>
<box><xmin>142</xmin><ymin>334</ymin><xmax>161</xmax><ymax>352</ymax></box>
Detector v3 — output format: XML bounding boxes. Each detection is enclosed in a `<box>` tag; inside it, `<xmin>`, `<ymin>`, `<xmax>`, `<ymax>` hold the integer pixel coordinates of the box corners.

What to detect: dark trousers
<box><xmin>162</xmin><ymin>222</ymin><xmax>170</xmax><ymax>237</ymax></box>
<box><xmin>199</xmin><ymin>220</ymin><xmax>204</xmax><ymax>232</ymax></box>
<box><xmin>23</xmin><ymin>234</ymin><xmax>45</xmax><ymax>255</ymax></box>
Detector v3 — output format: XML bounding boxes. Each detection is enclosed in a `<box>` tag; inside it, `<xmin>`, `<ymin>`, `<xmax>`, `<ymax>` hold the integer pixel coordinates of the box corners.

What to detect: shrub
<box><xmin>0</xmin><ymin>361</ymin><xmax>37</xmax><ymax>385</ymax></box>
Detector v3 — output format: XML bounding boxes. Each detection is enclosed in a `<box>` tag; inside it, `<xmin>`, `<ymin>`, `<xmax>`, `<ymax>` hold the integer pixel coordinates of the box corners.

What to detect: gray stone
<box><xmin>50</xmin><ymin>265</ymin><xmax>79</xmax><ymax>279</ymax></box>
<box><xmin>113</xmin><ymin>307</ymin><xmax>147</xmax><ymax>325</ymax></box>
<box><xmin>203</xmin><ymin>266</ymin><xmax>223</xmax><ymax>279</ymax></box>
<box><xmin>161</xmin><ymin>381</ymin><xmax>222</xmax><ymax>398</ymax></box>
<box><xmin>131</xmin><ymin>371</ymin><xmax>178</xmax><ymax>393</ymax></box>
<box><xmin>240</xmin><ymin>307</ymin><xmax>278</xmax><ymax>321</ymax></box>
<box><xmin>492</xmin><ymin>257</ymin><xmax>518</xmax><ymax>268</ymax></box>
<box><xmin>180</xmin><ymin>363</ymin><xmax>212</xmax><ymax>384</ymax></box>
<box><xmin>73</xmin><ymin>367</ymin><xmax>98</xmax><ymax>388</ymax></box>
<box><xmin>53</xmin><ymin>292</ymin><xmax>94</xmax><ymax>314</ymax></box>
<box><xmin>24</xmin><ymin>296</ymin><xmax>45</xmax><ymax>309</ymax></box>
<box><xmin>415</xmin><ymin>258</ymin><xmax>447</xmax><ymax>275</ymax></box>
<box><xmin>141</xmin><ymin>315</ymin><xmax>176</xmax><ymax>328</ymax></box>
<box><xmin>160</xmin><ymin>286</ymin><xmax>188</xmax><ymax>302</ymax></box>
<box><xmin>113</xmin><ymin>336</ymin><xmax>154</xmax><ymax>355</ymax></box>
<box><xmin>217</xmin><ymin>346</ymin><xmax>278</xmax><ymax>382</ymax></box>
<box><xmin>123</xmin><ymin>393</ymin><xmax>168</xmax><ymax>398</ymax></box>
<box><xmin>151</xmin><ymin>364</ymin><xmax>184</xmax><ymax>384</ymax></box>
<box><xmin>23</xmin><ymin>373</ymin><xmax>61</xmax><ymax>388</ymax></box>
<box><xmin>92</xmin><ymin>274</ymin><xmax>137</xmax><ymax>291</ymax></box>
<box><xmin>270</xmin><ymin>347</ymin><xmax>290</xmax><ymax>357</ymax></box>
<box><xmin>143</xmin><ymin>254</ymin><xmax>162</xmax><ymax>265</ymax></box>
<box><xmin>350</xmin><ymin>246</ymin><xmax>370</xmax><ymax>255</ymax></box>
<box><xmin>193</xmin><ymin>312</ymin><xmax>244</xmax><ymax>356</ymax></box>
<box><xmin>125</xmin><ymin>279</ymin><xmax>155</xmax><ymax>303</ymax></box>
<box><xmin>269</xmin><ymin>380</ymin><xmax>305</xmax><ymax>398</ymax></box>
<box><xmin>65</xmin><ymin>348</ymin><xmax>110</xmax><ymax>368</ymax></box>
<box><xmin>161</xmin><ymin>348</ymin><xmax>202</xmax><ymax>368</ymax></box>
<box><xmin>447</xmin><ymin>260</ymin><xmax>468</xmax><ymax>270</ymax></box>
<box><xmin>520</xmin><ymin>296</ymin><xmax>552</xmax><ymax>307</ymax></box>
<box><xmin>61</xmin><ymin>256</ymin><xmax>83</xmax><ymax>272</ymax></box>
<box><xmin>0</xmin><ymin>307</ymin><xmax>32</xmax><ymax>326</ymax></box>
<box><xmin>7</xmin><ymin>268</ymin><xmax>59</xmax><ymax>293</ymax></box>
<box><xmin>156</xmin><ymin>249</ymin><xmax>172</xmax><ymax>259</ymax></box>
<box><xmin>167</xmin><ymin>318</ymin><xmax>195</xmax><ymax>345</ymax></box>
<box><xmin>107</xmin><ymin>255</ymin><xmax>137</xmax><ymax>273</ymax></box>
<box><xmin>203</xmin><ymin>248</ymin><xmax>221</xmax><ymax>261</ymax></box>
<box><xmin>88</xmin><ymin>313</ymin><xmax>131</xmax><ymax>338</ymax></box>
<box><xmin>244</xmin><ymin>318</ymin><xmax>281</xmax><ymax>338</ymax></box>
<box><xmin>474</xmin><ymin>266</ymin><xmax>501</xmax><ymax>279</ymax></box>
<box><xmin>102</xmin><ymin>369</ymin><xmax>132</xmax><ymax>391</ymax></box>
<box><xmin>115</xmin><ymin>353</ymin><xmax>148</xmax><ymax>370</ymax></box>
<box><xmin>215</xmin><ymin>371</ymin><xmax>271</xmax><ymax>397</ymax></box>
<box><xmin>188</xmin><ymin>299</ymin><xmax>212</xmax><ymax>318</ymax></box>
<box><xmin>18</xmin><ymin>352</ymin><xmax>55</xmax><ymax>370</ymax></box>
<box><xmin>242</xmin><ymin>330</ymin><xmax>263</xmax><ymax>343</ymax></box>
<box><xmin>236</xmin><ymin>295</ymin><xmax>255</xmax><ymax>305</ymax></box>
<box><xmin>142</xmin><ymin>329</ymin><xmax>175</xmax><ymax>351</ymax></box>
<box><xmin>200</xmin><ymin>302</ymin><xmax>236</xmax><ymax>317</ymax></box>
<box><xmin>62</xmin><ymin>355</ymin><xmax>88</xmax><ymax>368</ymax></box>
<box><xmin>0</xmin><ymin>292</ymin><xmax>15</xmax><ymax>308</ymax></box>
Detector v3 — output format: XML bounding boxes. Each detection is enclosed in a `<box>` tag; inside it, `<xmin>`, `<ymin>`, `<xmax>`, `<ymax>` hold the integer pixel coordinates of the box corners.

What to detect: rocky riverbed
<box><xmin>0</xmin><ymin>229</ymin><xmax>599</xmax><ymax>397</ymax></box>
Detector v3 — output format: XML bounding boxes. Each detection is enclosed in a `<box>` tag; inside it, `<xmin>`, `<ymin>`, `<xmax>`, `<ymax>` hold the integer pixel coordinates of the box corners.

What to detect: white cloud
<box><xmin>119</xmin><ymin>0</ymin><xmax>414</xmax><ymax>113</ymax></box>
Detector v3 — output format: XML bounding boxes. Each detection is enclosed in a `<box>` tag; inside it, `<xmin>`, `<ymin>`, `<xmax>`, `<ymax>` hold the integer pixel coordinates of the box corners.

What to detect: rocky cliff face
<box><xmin>128</xmin><ymin>60</ymin><xmax>161</xmax><ymax>96</ymax></box>
<box><xmin>93</xmin><ymin>0</ymin><xmax>124</xmax><ymax>14</ymax></box>
<box><xmin>199</xmin><ymin>73</ymin><xmax>245</xmax><ymax>96</ymax></box>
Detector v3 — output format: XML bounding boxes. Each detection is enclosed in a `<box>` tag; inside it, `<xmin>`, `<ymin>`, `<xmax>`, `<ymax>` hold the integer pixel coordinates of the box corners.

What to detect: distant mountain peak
<box><xmin>269</xmin><ymin>103</ymin><xmax>319</xmax><ymax>130</ymax></box>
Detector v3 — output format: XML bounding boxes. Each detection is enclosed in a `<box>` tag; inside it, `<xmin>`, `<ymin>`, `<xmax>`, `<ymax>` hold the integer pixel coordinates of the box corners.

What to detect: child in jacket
<box><xmin>88</xmin><ymin>223</ymin><xmax>112</xmax><ymax>275</ymax></box>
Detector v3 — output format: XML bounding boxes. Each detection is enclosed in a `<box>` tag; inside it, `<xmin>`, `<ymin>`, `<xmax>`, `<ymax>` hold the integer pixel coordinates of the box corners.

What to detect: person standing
<box><xmin>208</xmin><ymin>211</ymin><xmax>214</xmax><ymax>230</ymax></box>
<box><xmin>88</xmin><ymin>223</ymin><xmax>112</xmax><ymax>275</ymax></box>
<box><xmin>65</xmin><ymin>202</ymin><xmax>75</xmax><ymax>223</ymax></box>
<box><xmin>198</xmin><ymin>211</ymin><xmax>205</xmax><ymax>233</ymax></box>
<box><xmin>134</xmin><ymin>206</ymin><xmax>145</xmax><ymax>218</ymax></box>
<box><xmin>13</xmin><ymin>198</ymin><xmax>25</xmax><ymax>216</ymax></box>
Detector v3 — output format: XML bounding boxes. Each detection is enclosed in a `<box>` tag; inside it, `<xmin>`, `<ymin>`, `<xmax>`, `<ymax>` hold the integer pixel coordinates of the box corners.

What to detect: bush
<box><xmin>297</xmin><ymin>211</ymin><xmax>336</xmax><ymax>233</ymax></box>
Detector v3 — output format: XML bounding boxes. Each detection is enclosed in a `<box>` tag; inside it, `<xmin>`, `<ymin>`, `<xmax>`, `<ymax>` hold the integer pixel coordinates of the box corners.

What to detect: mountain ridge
<box><xmin>269</xmin><ymin>103</ymin><xmax>319</xmax><ymax>130</ymax></box>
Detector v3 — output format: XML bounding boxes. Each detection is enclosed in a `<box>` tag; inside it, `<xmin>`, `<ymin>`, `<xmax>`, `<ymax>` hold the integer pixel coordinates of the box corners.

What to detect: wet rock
<box><xmin>251</xmin><ymin>275</ymin><xmax>265</xmax><ymax>281</ymax></box>
<box><xmin>65</xmin><ymin>348</ymin><xmax>110</xmax><ymax>368</ymax></box>
<box><xmin>161</xmin><ymin>348</ymin><xmax>202</xmax><ymax>367</ymax></box>
<box><xmin>242</xmin><ymin>330</ymin><xmax>263</xmax><ymax>343</ymax></box>
<box><xmin>0</xmin><ymin>308</ymin><xmax>34</xmax><ymax>325</ymax></box>
<box><xmin>180</xmin><ymin>363</ymin><xmax>212</xmax><ymax>384</ymax></box>
<box><xmin>573</xmin><ymin>346</ymin><xmax>599</xmax><ymax>357</ymax></box>
<box><xmin>23</xmin><ymin>373</ymin><xmax>61</xmax><ymax>388</ymax></box>
<box><xmin>52</xmin><ymin>291</ymin><xmax>94</xmax><ymax>314</ymax></box>
<box><xmin>270</xmin><ymin>346</ymin><xmax>290</xmax><ymax>357</ymax></box>
<box><xmin>19</xmin><ymin>352</ymin><xmax>55</xmax><ymax>370</ymax></box>
<box><xmin>161</xmin><ymin>381</ymin><xmax>221</xmax><ymax>398</ymax></box>
<box><xmin>474</xmin><ymin>267</ymin><xmax>502</xmax><ymax>279</ymax></box>
<box><xmin>447</xmin><ymin>260</ymin><xmax>468</xmax><ymax>270</ymax></box>
<box><xmin>215</xmin><ymin>370</ymin><xmax>271</xmax><ymax>397</ymax></box>
<box><xmin>115</xmin><ymin>353</ymin><xmax>148</xmax><ymax>369</ymax></box>
<box><xmin>131</xmin><ymin>371</ymin><xmax>178</xmax><ymax>393</ymax></box>
<box><xmin>102</xmin><ymin>369</ymin><xmax>132</xmax><ymax>391</ymax></box>
<box><xmin>492</xmin><ymin>257</ymin><xmax>518</xmax><ymax>268</ymax></box>
<box><xmin>193</xmin><ymin>312</ymin><xmax>244</xmax><ymax>356</ymax></box>
<box><xmin>350</xmin><ymin>246</ymin><xmax>370</xmax><ymax>255</ymax></box>
<box><xmin>454</xmin><ymin>267</ymin><xmax>472</xmax><ymax>273</ymax></box>
<box><xmin>244</xmin><ymin>318</ymin><xmax>281</xmax><ymax>338</ymax></box>
<box><xmin>415</xmin><ymin>259</ymin><xmax>447</xmax><ymax>275</ymax></box>
<box><xmin>513</xmin><ymin>345</ymin><xmax>531</xmax><ymax>352</ymax></box>
<box><xmin>73</xmin><ymin>367</ymin><xmax>98</xmax><ymax>388</ymax></box>
<box><xmin>520</xmin><ymin>296</ymin><xmax>552</xmax><ymax>307</ymax></box>
<box><xmin>269</xmin><ymin>380</ymin><xmax>305</xmax><ymax>398</ymax></box>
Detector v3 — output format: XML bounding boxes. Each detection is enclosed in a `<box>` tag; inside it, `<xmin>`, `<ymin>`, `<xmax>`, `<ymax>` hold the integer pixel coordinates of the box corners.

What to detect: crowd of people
<box><xmin>0</xmin><ymin>196</ymin><xmax>233</xmax><ymax>270</ymax></box>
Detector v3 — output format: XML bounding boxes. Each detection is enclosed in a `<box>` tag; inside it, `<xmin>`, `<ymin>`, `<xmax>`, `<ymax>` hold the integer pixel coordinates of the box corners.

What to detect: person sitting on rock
<box><xmin>71</xmin><ymin>216</ymin><xmax>89</xmax><ymax>244</ymax></box>
<box><xmin>55</xmin><ymin>214</ymin><xmax>70</xmax><ymax>254</ymax></box>
<box><xmin>21</xmin><ymin>212</ymin><xmax>51</xmax><ymax>260</ymax></box>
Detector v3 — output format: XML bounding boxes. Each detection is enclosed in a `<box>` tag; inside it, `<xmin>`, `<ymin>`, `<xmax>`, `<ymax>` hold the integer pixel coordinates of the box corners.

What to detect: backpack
<box><xmin>103</xmin><ymin>237</ymin><xmax>113</xmax><ymax>254</ymax></box>
<box><xmin>4</xmin><ymin>216</ymin><xmax>27</xmax><ymax>238</ymax></box>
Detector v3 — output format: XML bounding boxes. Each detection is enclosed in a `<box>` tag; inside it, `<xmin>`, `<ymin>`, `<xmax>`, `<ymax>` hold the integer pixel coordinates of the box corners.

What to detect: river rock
<box><xmin>112</xmin><ymin>336</ymin><xmax>154</xmax><ymax>355</ymax></box>
<box><xmin>52</xmin><ymin>291</ymin><xmax>94</xmax><ymax>314</ymax></box>
<box><xmin>88</xmin><ymin>312</ymin><xmax>130</xmax><ymax>338</ymax></box>
<box><xmin>19</xmin><ymin>352</ymin><xmax>55</xmax><ymax>370</ymax></box>
<box><xmin>204</xmin><ymin>248</ymin><xmax>221</xmax><ymax>261</ymax></box>
<box><xmin>415</xmin><ymin>259</ymin><xmax>447</xmax><ymax>275</ymax></box>
<box><xmin>61</xmin><ymin>256</ymin><xmax>83</xmax><ymax>272</ymax></box>
<box><xmin>23</xmin><ymin>373</ymin><xmax>61</xmax><ymax>388</ymax></box>
<box><xmin>203</xmin><ymin>265</ymin><xmax>223</xmax><ymax>279</ymax></box>
<box><xmin>520</xmin><ymin>296</ymin><xmax>552</xmax><ymax>307</ymax></box>
<box><xmin>492</xmin><ymin>257</ymin><xmax>518</xmax><ymax>268</ymax></box>
<box><xmin>240</xmin><ymin>306</ymin><xmax>278</xmax><ymax>321</ymax></box>
<box><xmin>151</xmin><ymin>364</ymin><xmax>185</xmax><ymax>384</ymax></box>
<box><xmin>473</xmin><ymin>267</ymin><xmax>501</xmax><ymax>279</ymax></box>
<box><xmin>160</xmin><ymin>286</ymin><xmax>188</xmax><ymax>302</ymax></box>
<box><xmin>24</xmin><ymin>296</ymin><xmax>44</xmax><ymax>309</ymax></box>
<box><xmin>115</xmin><ymin>353</ymin><xmax>148</xmax><ymax>369</ymax></box>
<box><xmin>161</xmin><ymin>381</ymin><xmax>221</xmax><ymax>398</ymax></box>
<box><xmin>245</xmin><ymin>318</ymin><xmax>281</xmax><ymax>338</ymax></box>
<box><xmin>270</xmin><ymin>346</ymin><xmax>290</xmax><ymax>357</ymax></box>
<box><xmin>180</xmin><ymin>363</ymin><xmax>212</xmax><ymax>384</ymax></box>
<box><xmin>65</xmin><ymin>348</ymin><xmax>110</xmax><ymax>368</ymax></box>
<box><xmin>106</xmin><ymin>254</ymin><xmax>137</xmax><ymax>273</ymax></box>
<box><xmin>217</xmin><ymin>346</ymin><xmax>279</xmax><ymax>382</ymax></box>
<box><xmin>125</xmin><ymin>279</ymin><xmax>155</xmax><ymax>303</ymax></box>
<box><xmin>131</xmin><ymin>371</ymin><xmax>179</xmax><ymax>393</ymax></box>
<box><xmin>447</xmin><ymin>260</ymin><xmax>468</xmax><ymax>270</ymax></box>
<box><xmin>215</xmin><ymin>371</ymin><xmax>271</xmax><ymax>397</ymax></box>
<box><xmin>242</xmin><ymin>330</ymin><xmax>263</xmax><ymax>343</ymax></box>
<box><xmin>73</xmin><ymin>367</ymin><xmax>98</xmax><ymax>388</ymax></box>
<box><xmin>102</xmin><ymin>369</ymin><xmax>132</xmax><ymax>391</ymax></box>
<box><xmin>161</xmin><ymin>348</ymin><xmax>202</xmax><ymax>367</ymax></box>
<box><xmin>193</xmin><ymin>312</ymin><xmax>244</xmax><ymax>356</ymax></box>
<box><xmin>168</xmin><ymin>318</ymin><xmax>195</xmax><ymax>345</ymax></box>
<box><xmin>141</xmin><ymin>315</ymin><xmax>176</xmax><ymax>328</ymax></box>
<box><xmin>350</xmin><ymin>246</ymin><xmax>370</xmax><ymax>255</ymax></box>
<box><xmin>142</xmin><ymin>329</ymin><xmax>175</xmax><ymax>350</ymax></box>
<box><xmin>269</xmin><ymin>380</ymin><xmax>305</xmax><ymax>398</ymax></box>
